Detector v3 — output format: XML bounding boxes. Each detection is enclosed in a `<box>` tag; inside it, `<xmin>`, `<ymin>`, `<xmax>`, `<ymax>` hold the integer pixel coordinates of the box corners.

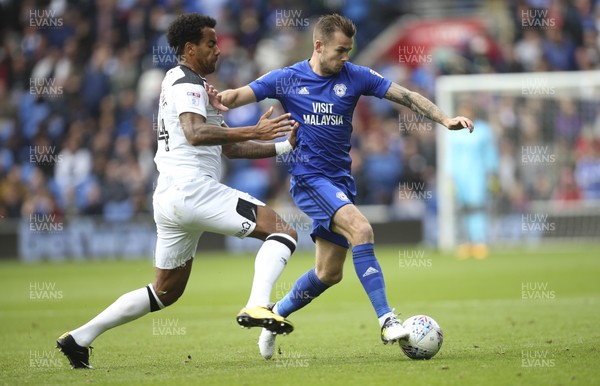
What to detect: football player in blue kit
<box><xmin>218</xmin><ymin>13</ymin><xmax>474</xmax><ymax>359</ymax></box>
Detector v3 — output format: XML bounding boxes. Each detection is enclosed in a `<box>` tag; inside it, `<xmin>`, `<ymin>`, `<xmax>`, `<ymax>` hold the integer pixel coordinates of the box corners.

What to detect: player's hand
<box><xmin>205</xmin><ymin>84</ymin><xmax>229</xmax><ymax>112</ymax></box>
<box><xmin>287</xmin><ymin>119</ymin><xmax>299</xmax><ymax>148</ymax></box>
<box><xmin>445</xmin><ymin>116</ymin><xmax>474</xmax><ymax>133</ymax></box>
<box><xmin>255</xmin><ymin>106</ymin><xmax>296</xmax><ymax>141</ymax></box>
<box><xmin>216</xmin><ymin>89</ymin><xmax>234</xmax><ymax>108</ymax></box>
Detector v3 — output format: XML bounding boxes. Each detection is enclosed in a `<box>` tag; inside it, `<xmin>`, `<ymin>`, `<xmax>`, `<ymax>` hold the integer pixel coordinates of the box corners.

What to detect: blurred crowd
<box><xmin>0</xmin><ymin>0</ymin><xmax>599</xmax><ymax>224</ymax></box>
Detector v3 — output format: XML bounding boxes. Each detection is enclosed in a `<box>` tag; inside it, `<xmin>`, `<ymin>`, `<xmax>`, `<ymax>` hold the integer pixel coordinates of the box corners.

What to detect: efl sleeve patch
<box><xmin>174</xmin><ymin>84</ymin><xmax>207</xmax><ymax>118</ymax></box>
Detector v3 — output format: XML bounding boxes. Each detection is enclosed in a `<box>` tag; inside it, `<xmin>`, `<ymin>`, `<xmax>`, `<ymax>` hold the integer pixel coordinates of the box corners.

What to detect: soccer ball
<box><xmin>399</xmin><ymin>315</ymin><xmax>443</xmax><ymax>360</ymax></box>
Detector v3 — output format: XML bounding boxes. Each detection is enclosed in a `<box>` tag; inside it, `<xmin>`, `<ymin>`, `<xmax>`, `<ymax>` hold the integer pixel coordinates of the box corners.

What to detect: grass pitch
<box><xmin>1</xmin><ymin>245</ymin><xmax>599</xmax><ymax>385</ymax></box>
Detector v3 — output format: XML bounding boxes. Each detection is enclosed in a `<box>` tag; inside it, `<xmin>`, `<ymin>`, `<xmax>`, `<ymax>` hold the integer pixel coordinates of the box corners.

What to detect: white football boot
<box><xmin>381</xmin><ymin>315</ymin><xmax>410</xmax><ymax>344</ymax></box>
<box><xmin>258</xmin><ymin>328</ymin><xmax>277</xmax><ymax>359</ymax></box>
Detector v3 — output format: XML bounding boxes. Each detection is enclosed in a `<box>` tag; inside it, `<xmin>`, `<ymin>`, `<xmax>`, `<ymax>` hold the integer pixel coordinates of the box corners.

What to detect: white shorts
<box><xmin>153</xmin><ymin>174</ymin><xmax>265</xmax><ymax>269</ymax></box>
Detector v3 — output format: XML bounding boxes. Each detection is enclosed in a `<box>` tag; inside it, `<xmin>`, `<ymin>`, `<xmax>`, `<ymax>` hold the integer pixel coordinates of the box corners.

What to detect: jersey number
<box><xmin>157</xmin><ymin>118</ymin><xmax>170</xmax><ymax>151</ymax></box>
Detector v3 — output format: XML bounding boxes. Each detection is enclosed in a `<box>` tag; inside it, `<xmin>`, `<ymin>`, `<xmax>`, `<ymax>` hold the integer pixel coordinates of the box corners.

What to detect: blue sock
<box><xmin>276</xmin><ymin>268</ymin><xmax>329</xmax><ymax>317</ymax></box>
<box><xmin>352</xmin><ymin>243</ymin><xmax>392</xmax><ymax>318</ymax></box>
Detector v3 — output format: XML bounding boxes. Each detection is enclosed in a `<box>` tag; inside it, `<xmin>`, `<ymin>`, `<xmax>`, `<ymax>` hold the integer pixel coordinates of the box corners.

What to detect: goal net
<box><xmin>436</xmin><ymin>70</ymin><xmax>600</xmax><ymax>250</ymax></box>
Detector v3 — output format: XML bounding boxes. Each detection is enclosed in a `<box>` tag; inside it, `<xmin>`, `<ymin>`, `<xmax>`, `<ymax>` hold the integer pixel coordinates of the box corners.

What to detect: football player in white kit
<box><xmin>57</xmin><ymin>13</ymin><xmax>299</xmax><ymax>368</ymax></box>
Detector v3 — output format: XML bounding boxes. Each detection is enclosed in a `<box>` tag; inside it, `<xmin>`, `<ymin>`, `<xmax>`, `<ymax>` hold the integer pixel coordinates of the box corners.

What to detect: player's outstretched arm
<box><xmin>384</xmin><ymin>83</ymin><xmax>474</xmax><ymax>132</ymax></box>
<box><xmin>217</xmin><ymin>86</ymin><xmax>257</xmax><ymax>109</ymax></box>
<box><xmin>223</xmin><ymin>119</ymin><xmax>299</xmax><ymax>159</ymax></box>
<box><xmin>180</xmin><ymin>106</ymin><xmax>294</xmax><ymax>146</ymax></box>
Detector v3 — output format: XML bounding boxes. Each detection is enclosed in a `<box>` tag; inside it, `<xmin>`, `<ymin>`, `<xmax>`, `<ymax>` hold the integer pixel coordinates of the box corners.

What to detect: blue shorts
<box><xmin>290</xmin><ymin>174</ymin><xmax>355</xmax><ymax>248</ymax></box>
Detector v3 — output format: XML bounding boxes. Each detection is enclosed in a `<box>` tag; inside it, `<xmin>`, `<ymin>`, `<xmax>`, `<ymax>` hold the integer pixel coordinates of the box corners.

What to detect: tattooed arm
<box><xmin>384</xmin><ymin>83</ymin><xmax>474</xmax><ymax>132</ymax></box>
<box><xmin>221</xmin><ymin>141</ymin><xmax>276</xmax><ymax>159</ymax></box>
<box><xmin>222</xmin><ymin>119</ymin><xmax>299</xmax><ymax>159</ymax></box>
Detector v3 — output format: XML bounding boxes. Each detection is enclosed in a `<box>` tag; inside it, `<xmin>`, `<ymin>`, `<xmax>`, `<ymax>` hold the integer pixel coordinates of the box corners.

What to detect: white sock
<box><xmin>70</xmin><ymin>284</ymin><xmax>164</xmax><ymax>347</ymax></box>
<box><xmin>378</xmin><ymin>311</ymin><xmax>396</xmax><ymax>327</ymax></box>
<box><xmin>245</xmin><ymin>234</ymin><xmax>296</xmax><ymax>308</ymax></box>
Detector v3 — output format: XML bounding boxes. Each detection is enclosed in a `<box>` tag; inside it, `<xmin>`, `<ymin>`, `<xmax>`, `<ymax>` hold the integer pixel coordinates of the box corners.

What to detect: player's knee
<box><xmin>272</xmin><ymin>219</ymin><xmax>298</xmax><ymax>242</ymax></box>
<box><xmin>316</xmin><ymin>267</ymin><xmax>343</xmax><ymax>285</ymax></box>
<box><xmin>283</xmin><ymin>227</ymin><xmax>298</xmax><ymax>243</ymax></box>
<box><xmin>154</xmin><ymin>284</ymin><xmax>185</xmax><ymax>307</ymax></box>
<box><xmin>266</xmin><ymin>229</ymin><xmax>298</xmax><ymax>256</ymax></box>
<box><xmin>350</xmin><ymin>221</ymin><xmax>374</xmax><ymax>245</ymax></box>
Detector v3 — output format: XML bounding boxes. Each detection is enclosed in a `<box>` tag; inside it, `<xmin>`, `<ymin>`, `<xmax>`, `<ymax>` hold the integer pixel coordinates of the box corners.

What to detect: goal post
<box><xmin>436</xmin><ymin>70</ymin><xmax>600</xmax><ymax>251</ymax></box>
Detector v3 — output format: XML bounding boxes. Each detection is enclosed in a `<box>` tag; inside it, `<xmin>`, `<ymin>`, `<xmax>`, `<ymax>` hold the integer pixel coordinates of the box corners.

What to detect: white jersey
<box><xmin>154</xmin><ymin>65</ymin><xmax>225</xmax><ymax>180</ymax></box>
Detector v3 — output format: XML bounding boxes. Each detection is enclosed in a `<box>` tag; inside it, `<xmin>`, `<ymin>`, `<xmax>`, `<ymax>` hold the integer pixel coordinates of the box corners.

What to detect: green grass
<box><xmin>1</xmin><ymin>245</ymin><xmax>599</xmax><ymax>385</ymax></box>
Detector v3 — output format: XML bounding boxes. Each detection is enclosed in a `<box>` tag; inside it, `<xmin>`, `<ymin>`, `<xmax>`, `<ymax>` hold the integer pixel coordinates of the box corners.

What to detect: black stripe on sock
<box><xmin>266</xmin><ymin>234</ymin><xmax>297</xmax><ymax>254</ymax></box>
<box><xmin>146</xmin><ymin>285</ymin><xmax>160</xmax><ymax>312</ymax></box>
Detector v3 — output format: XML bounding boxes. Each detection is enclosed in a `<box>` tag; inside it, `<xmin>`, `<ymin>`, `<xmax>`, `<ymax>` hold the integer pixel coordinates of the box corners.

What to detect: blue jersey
<box><xmin>249</xmin><ymin>60</ymin><xmax>391</xmax><ymax>179</ymax></box>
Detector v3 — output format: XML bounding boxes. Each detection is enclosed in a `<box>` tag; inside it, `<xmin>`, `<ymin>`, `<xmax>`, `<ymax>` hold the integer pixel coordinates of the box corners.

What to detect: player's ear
<box><xmin>314</xmin><ymin>39</ymin><xmax>323</xmax><ymax>53</ymax></box>
<box><xmin>184</xmin><ymin>41</ymin><xmax>195</xmax><ymax>57</ymax></box>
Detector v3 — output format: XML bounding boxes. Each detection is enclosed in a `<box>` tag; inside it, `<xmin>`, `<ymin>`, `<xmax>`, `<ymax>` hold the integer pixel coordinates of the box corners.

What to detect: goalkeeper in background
<box><xmin>448</xmin><ymin>101</ymin><xmax>498</xmax><ymax>259</ymax></box>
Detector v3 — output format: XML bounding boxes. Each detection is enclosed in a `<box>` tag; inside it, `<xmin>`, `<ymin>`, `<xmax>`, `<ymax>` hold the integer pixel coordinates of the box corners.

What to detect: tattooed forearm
<box><xmin>384</xmin><ymin>83</ymin><xmax>449</xmax><ymax>126</ymax></box>
<box><xmin>222</xmin><ymin>141</ymin><xmax>276</xmax><ymax>159</ymax></box>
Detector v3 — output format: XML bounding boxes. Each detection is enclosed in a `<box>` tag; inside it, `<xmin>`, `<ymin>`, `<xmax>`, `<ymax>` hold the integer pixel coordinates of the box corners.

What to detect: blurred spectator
<box><xmin>54</xmin><ymin>125</ymin><xmax>92</xmax><ymax>194</ymax></box>
<box><xmin>514</xmin><ymin>29</ymin><xmax>543</xmax><ymax>71</ymax></box>
<box><xmin>542</xmin><ymin>28</ymin><xmax>577</xmax><ymax>71</ymax></box>
<box><xmin>574</xmin><ymin>138</ymin><xmax>600</xmax><ymax>199</ymax></box>
<box><xmin>555</xmin><ymin>99</ymin><xmax>583</xmax><ymax>144</ymax></box>
<box><xmin>102</xmin><ymin>160</ymin><xmax>133</xmax><ymax>222</ymax></box>
<box><xmin>553</xmin><ymin>166</ymin><xmax>582</xmax><ymax>201</ymax></box>
<box><xmin>0</xmin><ymin>166</ymin><xmax>26</xmax><ymax>218</ymax></box>
<box><xmin>362</xmin><ymin>124</ymin><xmax>402</xmax><ymax>204</ymax></box>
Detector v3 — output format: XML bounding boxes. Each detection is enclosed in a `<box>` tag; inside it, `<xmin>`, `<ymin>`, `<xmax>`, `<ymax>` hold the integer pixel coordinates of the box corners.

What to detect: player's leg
<box><xmin>237</xmin><ymin>204</ymin><xmax>298</xmax><ymax>334</ymax></box>
<box><xmin>57</xmin><ymin>184</ymin><xmax>198</xmax><ymax>369</ymax></box>
<box><xmin>456</xmin><ymin>181</ymin><xmax>489</xmax><ymax>260</ymax></box>
<box><xmin>243</xmin><ymin>204</ymin><xmax>298</xmax><ymax>308</ymax></box>
<box><xmin>56</xmin><ymin>262</ymin><xmax>193</xmax><ymax>369</ymax></box>
<box><xmin>186</xmin><ymin>178</ymin><xmax>297</xmax><ymax>334</ymax></box>
<box><xmin>259</xmin><ymin>237</ymin><xmax>346</xmax><ymax>359</ymax></box>
<box><xmin>270</xmin><ymin>173</ymin><xmax>355</xmax><ymax>319</ymax></box>
<box><xmin>467</xmin><ymin>182</ymin><xmax>489</xmax><ymax>259</ymax></box>
<box><xmin>455</xmin><ymin>184</ymin><xmax>474</xmax><ymax>259</ymax></box>
<box><xmin>467</xmin><ymin>205</ymin><xmax>489</xmax><ymax>259</ymax></box>
<box><xmin>331</xmin><ymin>204</ymin><xmax>409</xmax><ymax>344</ymax></box>
<box><xmin>275</xmin><ymin>236</ymin><xmax>346</xmax><ymax>317</ymax></box>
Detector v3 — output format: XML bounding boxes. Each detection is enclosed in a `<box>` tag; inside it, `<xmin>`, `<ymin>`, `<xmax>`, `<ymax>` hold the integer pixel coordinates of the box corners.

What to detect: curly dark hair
<box><xmin>167</xmin><ymin>14</ymin><xmax>217</xmax><ymax>56</ymax></box>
